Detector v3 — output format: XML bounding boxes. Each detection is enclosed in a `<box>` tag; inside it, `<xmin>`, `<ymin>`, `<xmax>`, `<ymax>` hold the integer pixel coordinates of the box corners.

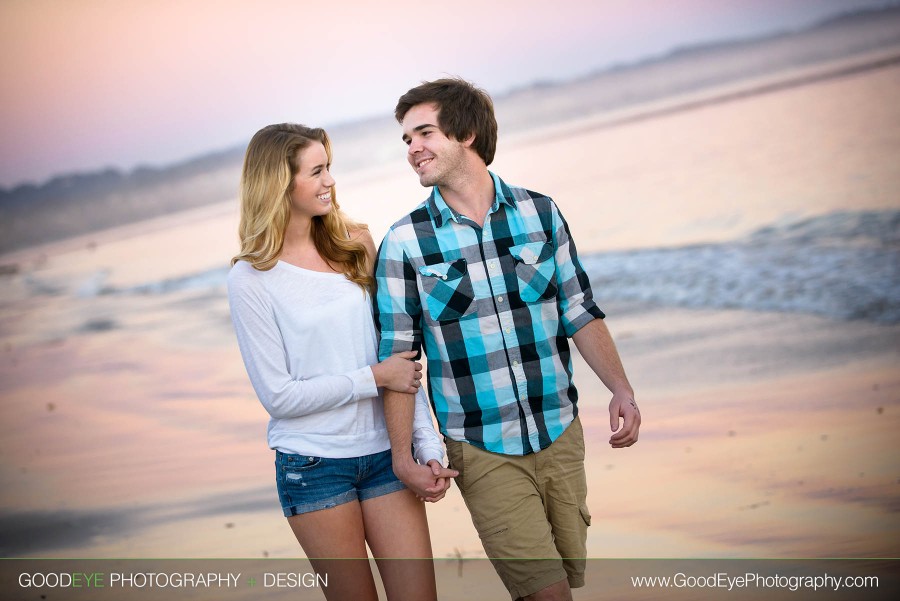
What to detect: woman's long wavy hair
<box><xmin>231</xmin><ymin>123</ymin><xmax>372</xmax><ymax>291</ymax></box>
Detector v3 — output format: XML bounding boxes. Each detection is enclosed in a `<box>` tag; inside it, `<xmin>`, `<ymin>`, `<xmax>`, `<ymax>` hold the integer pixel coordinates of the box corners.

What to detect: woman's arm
<box><xmin>228</xmin><ymin>264</ymin><xmax>376</xmax><ymax>420</ymax></box>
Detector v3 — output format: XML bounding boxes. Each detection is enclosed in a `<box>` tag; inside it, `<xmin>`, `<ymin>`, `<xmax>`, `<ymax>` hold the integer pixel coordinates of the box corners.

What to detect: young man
<box><xmin>374</xmin><ymin>78</ymin><xmax>640</xmax><ymax>601</ymax></box>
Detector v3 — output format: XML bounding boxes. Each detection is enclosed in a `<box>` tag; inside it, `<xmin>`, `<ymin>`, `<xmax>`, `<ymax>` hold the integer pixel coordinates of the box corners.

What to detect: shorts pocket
<box><xmin>276</xmin><ymin>454</ymin><xmax>323</xmax><ymax>509</ymax></box>
<box><xmin>419</xmin><ymin>259</ymin><xmax>476</xmax><ymax>321</ymax></box>
<box><xmin>579</xmin><ymin>502</ymin><xmax>592</xmax><ymax>527</ymax></box>
<box><xmin>280</xmin><ymin>454</ymin><xmax>322</xmax><ymax>482</ymax></box>
<box><xmin>476</xmin><ymin>514</ymin><xmax>510</xmax><ymax>541</ymax></box>
<box><xmin>510</xmin><ymin>241</ymin><xmax>557</xmax><ymax>303</ymax></box>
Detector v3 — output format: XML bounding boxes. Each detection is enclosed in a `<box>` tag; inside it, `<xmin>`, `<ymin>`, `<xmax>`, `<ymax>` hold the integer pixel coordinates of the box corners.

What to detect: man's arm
<box><xmin>572</xmin><ymin>318</ymin><xmax>640</xmax><ymax>447</ymax></box>
<box><xmin>374</xmin><ymin>229</ymin><xmax>457</xmax><ymax>499</ymax></box>
<box><xmin>545</xmin><ymin>199</ymin><xmax>640</xmax><ymax>447</ymax></box>
<box><xmin>384</xmin><ymin>389</ymin><xmax>455</xmax><ymax>501</ymax></box>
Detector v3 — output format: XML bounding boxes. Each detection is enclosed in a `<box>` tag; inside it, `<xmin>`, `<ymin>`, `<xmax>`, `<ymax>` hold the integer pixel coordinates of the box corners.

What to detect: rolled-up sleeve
<box><xmin>374</xmin><ymin>228</ymin><xmax>423</xmax><ymax>361</ymax></box>
<box><xmin>550</xmin><ymin>201</ymin><xmax>605</xmax><ymax>337</ymax></box>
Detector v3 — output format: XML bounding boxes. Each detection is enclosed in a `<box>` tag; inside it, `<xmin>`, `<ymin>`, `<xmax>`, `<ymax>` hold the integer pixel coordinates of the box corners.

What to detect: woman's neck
<box><xmin>279</xmin><ymin>215</ymin><xmax>338</xmax><ymax>273</ymax></box>
<box><xmin>283</xmin><ymin>214</ymin><xmax>314</xmax><ymax>252</ymax></box>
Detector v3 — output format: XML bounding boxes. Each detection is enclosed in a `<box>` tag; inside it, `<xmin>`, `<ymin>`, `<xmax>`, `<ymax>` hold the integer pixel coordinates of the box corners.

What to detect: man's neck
<box><xmin>437</xmin><ymin>168</ymin><xmax>495</xmax><ymax>227</ymax></box>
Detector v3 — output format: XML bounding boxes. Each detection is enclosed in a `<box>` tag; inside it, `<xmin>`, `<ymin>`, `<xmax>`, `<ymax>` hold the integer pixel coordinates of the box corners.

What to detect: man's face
<box><xmin>401</xmin><ymin>103</ymin><xmax>469</xmax><ymax>188</ymax></box>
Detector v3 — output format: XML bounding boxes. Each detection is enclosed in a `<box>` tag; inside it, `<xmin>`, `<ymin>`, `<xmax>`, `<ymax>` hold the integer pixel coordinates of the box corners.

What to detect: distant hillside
<box><xmin>0</xmin><ymin>148</ymin><xmax>246</xmax><ymax>254</ymax></box>
<box><xmin>2</xmin><ymin>5</ymin><xmax>899</xmax><ymax>254</ymax></box>
<box><xmin>495</xmin><ymin>5</ymin><xmax>900</xmax><ymax>132</ymax></box>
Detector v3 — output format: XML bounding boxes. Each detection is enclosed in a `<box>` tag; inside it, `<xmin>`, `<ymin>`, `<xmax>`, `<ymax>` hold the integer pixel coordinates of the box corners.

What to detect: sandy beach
<box><xmin>1</xmin><ymin>51</ymin><xmax>898</xmax><ymax>599</ymax></box>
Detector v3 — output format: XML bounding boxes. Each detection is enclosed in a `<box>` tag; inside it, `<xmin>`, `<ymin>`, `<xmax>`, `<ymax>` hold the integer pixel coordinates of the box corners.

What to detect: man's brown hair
<box><xmin>395</xmin><ymin>78</ymin><xmax>498</xmax><ymax>166</ymax></box>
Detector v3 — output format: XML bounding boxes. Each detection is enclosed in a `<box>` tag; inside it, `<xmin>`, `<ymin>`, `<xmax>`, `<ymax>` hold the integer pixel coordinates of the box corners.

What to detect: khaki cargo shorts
<box><xmin>445</xmin><ymin>417</ymin><xmax>591</xmax><ymax>599</ymax></box>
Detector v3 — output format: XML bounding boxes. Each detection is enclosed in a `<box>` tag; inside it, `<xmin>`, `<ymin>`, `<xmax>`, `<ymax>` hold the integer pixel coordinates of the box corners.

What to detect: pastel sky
<box><xmin>0</xmin><ymin>0</ymin><xmax>891</xmax><ymax>189</ymax></box>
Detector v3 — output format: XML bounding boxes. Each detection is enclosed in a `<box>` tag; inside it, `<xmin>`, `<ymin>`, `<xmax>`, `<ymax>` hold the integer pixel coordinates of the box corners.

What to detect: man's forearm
<box><xmin>383</xmin><ymin>388</ymin><xmax>417</xmax><ymax>471</ymax></box>
<box><xmin>572</xmin><ymin>318</ymin><xmax>633</xmax><ymax>397</ymax></box>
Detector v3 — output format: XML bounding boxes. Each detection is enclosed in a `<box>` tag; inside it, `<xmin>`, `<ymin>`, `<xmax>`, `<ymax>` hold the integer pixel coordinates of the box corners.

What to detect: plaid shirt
<box><xmin>374</xmin><ymin>172</ymin><xmax>604</xmax><ymax>455</ymax></box>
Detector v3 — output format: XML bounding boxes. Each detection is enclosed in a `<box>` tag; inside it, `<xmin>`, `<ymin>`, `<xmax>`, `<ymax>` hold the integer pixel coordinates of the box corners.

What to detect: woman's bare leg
<box><xmin>287</xmin><ymin>500</ymin><xmax>378</xmax><ymax>601</ymax></box>
<box><xmin>362</xmin><ymin>488</ymin><xmax>437</xmax><ymax>601</ymax></box>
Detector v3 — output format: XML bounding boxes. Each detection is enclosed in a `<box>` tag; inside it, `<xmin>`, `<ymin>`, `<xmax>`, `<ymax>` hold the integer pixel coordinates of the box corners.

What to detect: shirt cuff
<box><xmin>347</xmin><ymin>366</ymin><xmax>378</xmax><ymax>401</ymax></box>
<box><xmin>413</xmin><ymin>437</ymin><xmax>445</xmax><ymax>466</ymax></box>
<box><xmin>563</xmin><ymin>302</ymin><xmax>606</xmax><ymax>337</ymax></box>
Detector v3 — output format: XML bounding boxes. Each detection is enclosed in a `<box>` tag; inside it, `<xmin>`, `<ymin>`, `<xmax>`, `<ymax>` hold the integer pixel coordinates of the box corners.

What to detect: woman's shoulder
<box><xmin>228</xmin><ymin>259</ymin><xmax>258</xmax><ymax>279</ymax></box>
<box><xmin>228</xmin><ymin>260</ymin><xmax>284</xmax><ymax>315</ymax></box>
<box><xmin>228</xmin><ymin>260</ymin><xmax>271</xmax><ymax>294</ymax></box>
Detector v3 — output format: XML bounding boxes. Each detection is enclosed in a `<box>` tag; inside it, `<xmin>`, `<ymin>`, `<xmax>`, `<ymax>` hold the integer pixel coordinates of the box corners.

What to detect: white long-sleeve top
<box><xmin>228</xmin><ymin>259</ymin><xmax>443</xmax><ymax>464</ymax></box>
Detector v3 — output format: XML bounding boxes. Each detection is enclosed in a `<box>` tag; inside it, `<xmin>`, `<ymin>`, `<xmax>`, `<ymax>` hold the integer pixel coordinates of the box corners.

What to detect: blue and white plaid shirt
<box><xmin>375</xmin><ymin>172</ymin><xmax>605</xmax><ymax>455</ymax></box>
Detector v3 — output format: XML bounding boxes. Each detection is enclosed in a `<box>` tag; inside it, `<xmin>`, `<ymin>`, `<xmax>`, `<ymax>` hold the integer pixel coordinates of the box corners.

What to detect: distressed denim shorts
<box><xmin>275</xmin><ymin>449</ymin><xmax>406</xmax><ymax>517</ymax></box>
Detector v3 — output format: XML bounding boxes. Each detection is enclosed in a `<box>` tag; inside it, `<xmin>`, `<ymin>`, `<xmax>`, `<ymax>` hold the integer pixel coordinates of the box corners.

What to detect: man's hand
<box><xmin>395</xmin><ymin>459</ymin><xmax>457</xmax><ymax>502</ymax></box>
<box><xmin>609</xmin><ymin>392</ymin><xmax>640</xmax><ymax>448</ymax></box>
<box><xmin>421</xmin><ymin>459</ymin><xmax>455</xmax><ymax>502</ymax></box>
<box><xmin>572</xmin><ymin>319</ymin><xmax>639</xmax><ymax>448</ymax></box>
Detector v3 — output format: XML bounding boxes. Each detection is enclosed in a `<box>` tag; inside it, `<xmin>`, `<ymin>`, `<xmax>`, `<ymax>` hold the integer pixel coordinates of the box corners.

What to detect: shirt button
<box><xmin>520</xmin><ymin>395</ymin><xmax>527</xmax><ymax>402</ymax></box>
<box><xmin>498</xmin><ymin>296</ymin><xmax>504</xmax><ymax>303</ymax></box>
<box><xmin>490</xmin><ymin>262</ymin><xmax>497</xmax><ymax>270</ymax></box>
<box><xmin>505</xmin><ymin>328</ymin><xmax>511</xmax><ymax>334</ymax></box>
<box><xmin>513</xmin><ymin>360</ymin><xmax>519</xmax><ymax>366</ymax></box>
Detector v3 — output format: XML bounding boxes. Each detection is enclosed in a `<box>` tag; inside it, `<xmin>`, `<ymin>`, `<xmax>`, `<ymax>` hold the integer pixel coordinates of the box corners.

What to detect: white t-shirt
<box><xmin>228</xmin><ymin>259</ymin><xmax>442</xmax><ymax>463</ymax></box>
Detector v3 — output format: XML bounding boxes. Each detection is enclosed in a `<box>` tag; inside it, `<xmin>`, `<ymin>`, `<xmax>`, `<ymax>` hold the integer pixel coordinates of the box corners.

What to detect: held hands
<box><xmin>420</xmin><ymin>459</ymin><xmax>456</xmax><ymax>503</ymax></box>
<box><xmin>396</xmin><ymin>459</ymin><xmax>457</xmax><ymax>503</ymax></box>
<box><xmin>609</xmin><ymin>391</ymin><xmax>641</xmax><ymax>448</ymax></box>
<box><xmin>372</xmin><ymin>351</ymin><xmax>423</xmax><ymax>394</ymax></box>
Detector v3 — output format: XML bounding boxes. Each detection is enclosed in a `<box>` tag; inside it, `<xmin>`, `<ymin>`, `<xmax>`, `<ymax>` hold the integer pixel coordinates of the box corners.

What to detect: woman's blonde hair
<box><xmin>231</xmin><ymin>123</ymin><xmax>372</xmax><ymax>291</ymax></box>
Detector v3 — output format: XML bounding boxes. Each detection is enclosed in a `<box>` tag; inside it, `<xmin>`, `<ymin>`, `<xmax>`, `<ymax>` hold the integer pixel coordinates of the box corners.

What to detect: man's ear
<box><xmin>462</xmin><ymin>133</ymin><xmax>476</xmax><ymax>148</ymax></box>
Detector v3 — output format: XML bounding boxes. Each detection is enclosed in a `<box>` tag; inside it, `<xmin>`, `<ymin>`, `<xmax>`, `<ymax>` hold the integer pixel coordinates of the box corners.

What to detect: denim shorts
<box><xmin>275</xmin><ymin>449</ymin><xmax>406</xmax><ymax>517</ymax></box>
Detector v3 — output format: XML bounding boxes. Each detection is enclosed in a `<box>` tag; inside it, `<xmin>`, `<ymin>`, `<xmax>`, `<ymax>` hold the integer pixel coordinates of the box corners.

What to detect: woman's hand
<box><xmin>372</xmin><ymin>350</ymin><xmax>422</xmax><ymax>394</ymax></box>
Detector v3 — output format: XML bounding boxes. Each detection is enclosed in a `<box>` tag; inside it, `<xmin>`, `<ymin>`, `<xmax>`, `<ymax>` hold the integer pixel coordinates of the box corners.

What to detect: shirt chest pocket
<box><xmin>418</xmin><ymin>259</ymin><xmax>477</xmax><ymax>322</ymax></box>
<box><xmin>510</xmin><ymin>241</ymin><xmax>558</xmax><ymax>303</ymax></box>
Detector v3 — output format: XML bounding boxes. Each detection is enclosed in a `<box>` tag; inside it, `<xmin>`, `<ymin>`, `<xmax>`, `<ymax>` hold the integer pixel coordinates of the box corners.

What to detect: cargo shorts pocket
<box><xmin>580</xmin><ymin>502</ymin><xmax>592</xmax><ymax>527</ymax></box>
<box><xmin>510</xmin><ymin>241</ymin><xmax>557</xmax><ymax>303</ymax></box>
<box><xmin>475</xmin><ymin>514</ymin><xmax>510</xmax><ymax>543</ymax></box>
<box><xmin>419</xmin><ymin>259</ymin><xmax>476</xmax><ymax>322</ymax></box>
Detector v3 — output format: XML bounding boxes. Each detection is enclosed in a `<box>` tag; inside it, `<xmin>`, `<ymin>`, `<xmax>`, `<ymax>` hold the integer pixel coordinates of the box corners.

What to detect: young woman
<box><xmin>227</xmin><ymin>123</ymin><xmax>452</xmax><ymax>601</ymax></box>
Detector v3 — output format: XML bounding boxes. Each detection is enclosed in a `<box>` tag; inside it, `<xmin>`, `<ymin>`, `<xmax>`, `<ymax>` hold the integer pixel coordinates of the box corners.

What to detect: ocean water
<box><xmin>580</xmin><ymin>210</ymin><xmax>900</xmax><ymax>324</ymax></box>
<box><xmin>55</xmin><ymin>209</ymin><xmax>899</xmax><ymax>325</ymax></box>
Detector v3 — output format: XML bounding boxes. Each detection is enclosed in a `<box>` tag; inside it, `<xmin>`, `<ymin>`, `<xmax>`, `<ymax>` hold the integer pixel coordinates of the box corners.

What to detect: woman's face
<box><xmin>289</xmin><ymin>142</ymin><xmax>335</xmax><ymax>219</ymax></box>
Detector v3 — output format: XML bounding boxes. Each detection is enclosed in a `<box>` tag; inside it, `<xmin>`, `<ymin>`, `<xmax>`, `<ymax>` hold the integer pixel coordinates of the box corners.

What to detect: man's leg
<box><xmin>446</xmin><ymin>439</ymin><xmax>569</xmax><ymax>600</ymax></box>
<box><xmin>538</xmin><ymin>417</ymin><xmax>590</xmax><ymax>590</ymax></box>
<box><xmin>523</xmin><ymin>579</ymin><xmax>572</xmax><ymax>601</ymax></box>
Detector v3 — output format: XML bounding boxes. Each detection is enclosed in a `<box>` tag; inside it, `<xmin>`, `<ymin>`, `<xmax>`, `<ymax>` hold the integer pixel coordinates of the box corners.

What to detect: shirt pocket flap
<box><xmin>418</xmin><ymin>259</ymin><xmax>475</xmax><ymax>322</ymax></box>
<box><xmin>419</xmin><ymin>258</ymin><xmax>467</xmax><ymax>281</ymax></box>
<box><xmin>510</xmin><ymin>241</ymin><xmax>553</xmax><ymax>266</ymax></box>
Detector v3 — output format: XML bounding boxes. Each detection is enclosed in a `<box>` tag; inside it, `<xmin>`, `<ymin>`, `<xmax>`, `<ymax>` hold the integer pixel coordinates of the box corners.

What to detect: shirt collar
<box><xmin>426</xmin><ymin>171</ymin><xmax>518</xmax><ymax>228</ymax></box>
